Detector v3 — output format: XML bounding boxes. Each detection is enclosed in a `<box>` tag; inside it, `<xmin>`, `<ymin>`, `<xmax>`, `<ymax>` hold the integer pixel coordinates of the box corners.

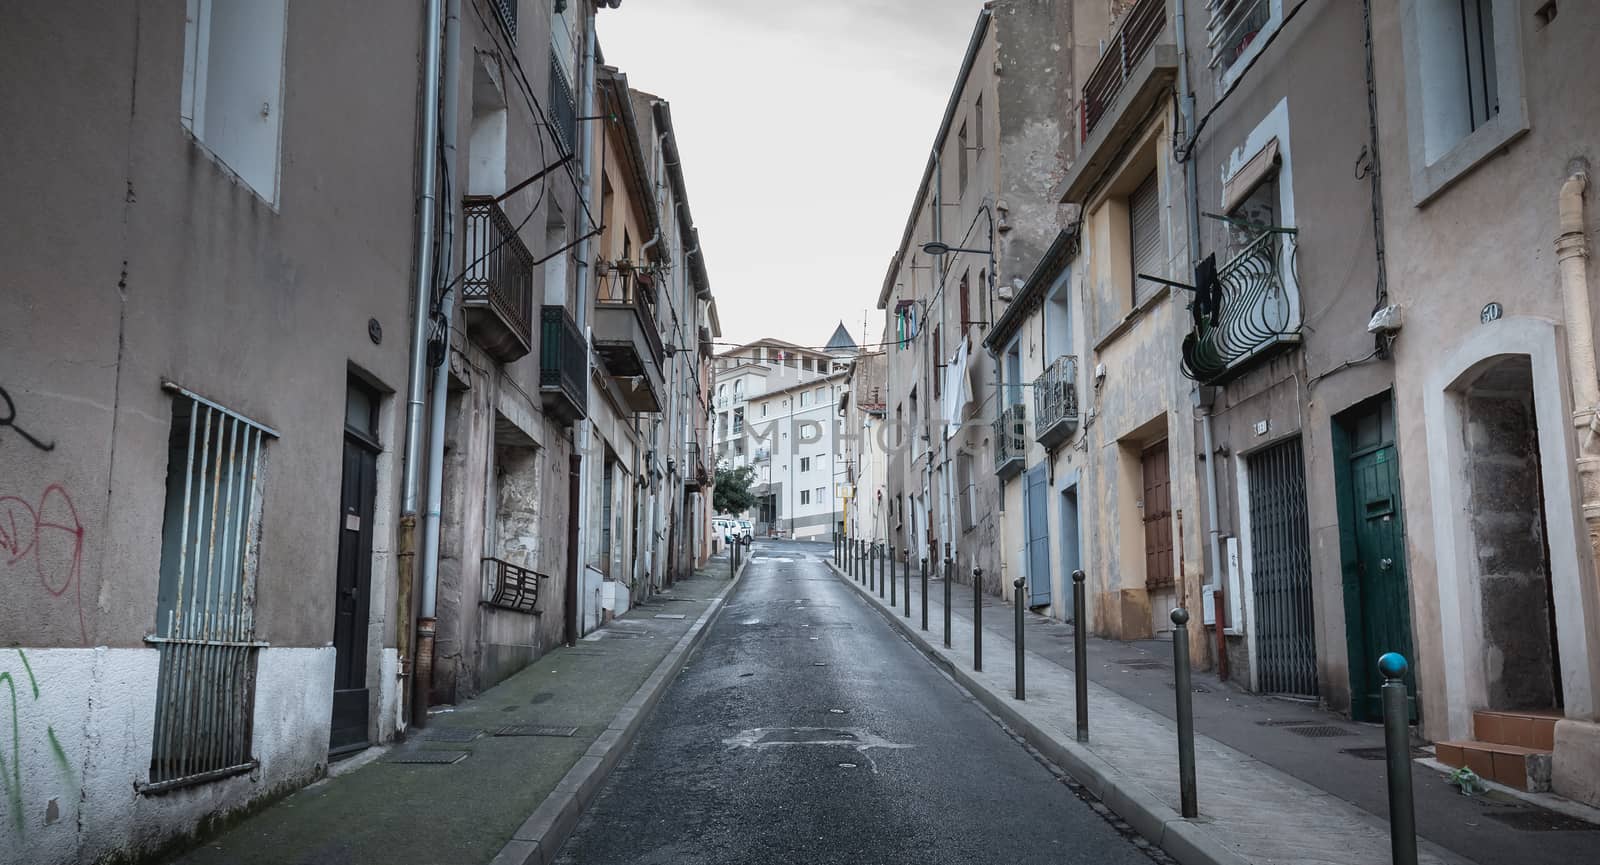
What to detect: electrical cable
<box><xmin>1175</xmin><ymin>0</ymin><xmax>1312</xmax><ymax>164</ymax></box>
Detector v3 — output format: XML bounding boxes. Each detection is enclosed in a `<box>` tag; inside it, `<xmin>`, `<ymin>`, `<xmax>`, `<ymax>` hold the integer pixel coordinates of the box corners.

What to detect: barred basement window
<box><xmin>145</xmin><ymin>383</ymin><xmax>276</xmax><ymax>793</ymax></box>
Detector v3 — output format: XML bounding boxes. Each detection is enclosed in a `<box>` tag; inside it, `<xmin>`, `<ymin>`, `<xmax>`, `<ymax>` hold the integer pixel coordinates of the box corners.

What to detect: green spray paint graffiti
<box><xmin>1</xmin><ymin>649</ymin><xmax>75</xmax><ymax>837</ymax></box>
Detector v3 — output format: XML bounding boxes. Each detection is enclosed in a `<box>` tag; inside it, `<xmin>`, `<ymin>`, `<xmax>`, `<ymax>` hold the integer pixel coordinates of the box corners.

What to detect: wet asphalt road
<box><xmin>552</xmin><ymin>540</ymin><xmax>1164</xmax><ymax>865</ymax></box>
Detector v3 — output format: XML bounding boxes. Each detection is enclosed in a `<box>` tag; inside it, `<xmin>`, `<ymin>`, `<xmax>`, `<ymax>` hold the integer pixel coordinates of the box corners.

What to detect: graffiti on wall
<box><xmin>0</xmin><ymin>387</ymin><xmax>56</xmax><ymax>452</ymax></box>
<box><xmin>1</xmin><ymin>649</ymin><xmax>75</xmax><ymax>837</ymax></box>
<box><xmin>0</xmin><ymin>485</ymin><xmax>87</xmax><ymax>644</ymax></box>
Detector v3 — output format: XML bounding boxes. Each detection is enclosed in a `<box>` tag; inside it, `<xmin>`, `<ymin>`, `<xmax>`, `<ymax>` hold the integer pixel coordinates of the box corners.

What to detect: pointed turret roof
<box><xmin>824</xmin><ymin>322</ymin><xmax>858</xmax><ymax>355</ymax></box>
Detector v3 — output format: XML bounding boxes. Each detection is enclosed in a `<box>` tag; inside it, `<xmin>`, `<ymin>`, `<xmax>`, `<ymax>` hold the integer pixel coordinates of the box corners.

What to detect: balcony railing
<box><xmin>539</xmin><ymin>305</ymin><xmax>587</xmax><ymax>424</ymax></box>
<box><xmin>1032</xmin><ymin>355</ymin><xmax>1080</xmax><ymax>450</ymax></box>
<box><xmin>549</xmin><ymin>52</ymin><xmax>577</xmax><ymax>154</ymax></box>
<box><xmin>597</xmin><ymin>269</ymin><xmax>666</xmax><ymax>366</ymax></box>
<box><xmin>462</xmin><ymin>196</ymin><xmax>535</xmax><ymax>362</ymax></box>
<box><xmin>482</xmin><ymin>557</ymin><xmax>544</xmax><ymax>614</ymax></box>
<box><xmin>1081</xmin><ymin>0</ymin><xmax>1166</xmax><ymax>142</ymax></box>
<box><xmin>1182</xmin><ymin>229</ymin><xmax>1300</xmax><ymax>385</ymax></box>
<box><xmin>993</xmin><ymin>403</ymin><xmax>1027</xmax><ymax>479</ymax></box>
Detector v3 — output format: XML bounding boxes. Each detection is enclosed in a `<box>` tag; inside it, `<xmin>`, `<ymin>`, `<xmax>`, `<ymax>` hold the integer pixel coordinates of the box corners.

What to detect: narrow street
<box><xmin>553</xmin><ymin>540</ymin><xmax>1161</xmax><ymax>865</ymax></box>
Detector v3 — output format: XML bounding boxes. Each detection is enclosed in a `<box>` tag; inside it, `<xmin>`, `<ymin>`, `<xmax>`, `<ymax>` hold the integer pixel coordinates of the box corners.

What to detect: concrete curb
<box><xmin>824</xmin><ymin>558</ymin><xmax>1249</xmax><ymax>865</ymax></box>
<box><xmin>490</xmin><ymin>552</ymin><xmax>751</xmax><ymax>865</ymax></box>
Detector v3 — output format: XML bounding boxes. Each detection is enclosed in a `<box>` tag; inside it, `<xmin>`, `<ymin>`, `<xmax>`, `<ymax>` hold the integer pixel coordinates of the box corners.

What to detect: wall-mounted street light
<box><xmin>921</xmin><ymin>203</ymin><xmax>1000</xmax><ymax>332</ymax></box>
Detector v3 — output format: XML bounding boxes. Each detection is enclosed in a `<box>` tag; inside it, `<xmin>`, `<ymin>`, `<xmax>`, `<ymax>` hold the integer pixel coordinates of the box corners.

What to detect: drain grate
<box><xmin>1256</xmin><ymin>719</ymin><xmax>1319</xmax><ymax>727</ymax></box>
<box><xmin>1484</xmin><ymin>810</ymin><xmax>1600</xmax><ymax>832</ymax></box>
<box><xmin>493</xmin><ymin>725</ymin><xmax>579</xmax><ymax>738</ymax></box>
<box><xmin>385</xmin><ymin>751</ymin><xmax>468</xmax><ymax>765</ymax></box>
<box><xmin>1284</xmin><ymin>724</ymin><xmax>1357</xmax><ymax>738</ymax></box>
<box><xmin>1341</xmin><ymin>746</ymin><xmax>1428</xmax><ymax>761</ymax></box>
<box><xmin>419</xmin><ymin>727</ymin><xmax>481</xmax><ymax>743</ymax></box>
<box><xmin>1116</xmin><ymin>660</ymin><xmax>1163</xmax><ymax>670</ymax></box>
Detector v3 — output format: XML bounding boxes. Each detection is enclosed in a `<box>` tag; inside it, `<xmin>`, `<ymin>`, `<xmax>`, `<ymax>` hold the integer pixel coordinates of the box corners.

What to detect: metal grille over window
<box><xmin>146</xmin><ymin>384</ymin><xmax>277</xmax><ymax>793</ymax></box>
<box><xmin>548</xmin><ymin>52</ymin><xmax>578</xmax><ymax>155</ymax></box>
<box><xmin>1206</xmin><ymin>0</ymin><xmax>1271</xmax><ymax>69</ymax></box>
<box><xmin>491</xmin><ymin>0</ymin><xmax>518</xmax><ymax>43</ymax></box>
<box><xmin>483</xmin><ymin>558</ymin><xmax>543</xmax><ymax>613</ymax></box>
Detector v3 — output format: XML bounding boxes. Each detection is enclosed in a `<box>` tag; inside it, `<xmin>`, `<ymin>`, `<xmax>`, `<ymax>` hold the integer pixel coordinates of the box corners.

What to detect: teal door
<box><xmin>1337</xmin><ymin>398</ymin><xmax>1417</xmax><ymax>722</ymax></box>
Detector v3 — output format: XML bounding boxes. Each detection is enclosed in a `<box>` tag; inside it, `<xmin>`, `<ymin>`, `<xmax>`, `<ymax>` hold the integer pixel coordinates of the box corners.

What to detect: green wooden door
<box><xmin>1337</xmin><ymin>398</ymin><xmax>1417</xmax><ymax>722</ymax></box>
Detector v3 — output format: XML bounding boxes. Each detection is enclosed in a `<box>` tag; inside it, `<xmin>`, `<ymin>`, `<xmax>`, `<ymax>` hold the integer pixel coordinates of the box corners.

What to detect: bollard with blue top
<box><xmin>1381</xmin><ymin>653</ymin><xmax>1418</xmax><ymax>865</ymax></box>
<box><xmin>1171</xmin><ymin>607</ymin><xmax>1197</xmax><ymax>818</ymax></box>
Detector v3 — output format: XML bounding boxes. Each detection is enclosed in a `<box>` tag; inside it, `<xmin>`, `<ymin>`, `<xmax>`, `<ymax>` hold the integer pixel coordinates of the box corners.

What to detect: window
<box><xmin>957</xmin><ymin>453</ymin><xmax>977</xmax><ymax>532</ymax></box>
<box><xmin>150</xmin><ymin>385</ymin><xmax>275</xmax><ymax>790</ymax></box>
<box><xmin>801</xmin><ymin>457</ymin><xmax>812</xmax><ymax>473</ymax></box>
<box><xmin>801</xmin><ymin>391</ymin><xmax>812</xmax><ymax>408</ymax></box>
<box><xmin>181</xmin><ymin>0</ymin><xmax>288</xmax><ymax>203</ymax></box>
<box><xmin>974</xmin><ymin>93</ymin><xmax>984</xmax><ymax>156</ymax></box>
<box><xmin>815</xmin><ymin>487</ymin><xmax>827</xmax><ymax>505</ymax></box>
<box><xmin>1402</xmin><ymin>0</ymin><xmax>1526</xmax><ymax>203</ymax></box>
<box><xmin>733</xmin><ymin>408</ymin><xmax>744</xmax><ymax>434</ymax></box>
<box><xmin>959</xmin><ymin>272</ymin><xmax>971</xmax><ymax>331</ymax></box>
<box><xmin>761</xmin><ymin>404</ymin><xmax>768</xmax><ymax>417</ymax></box>
<box><xmin>1004</xmin><ymin>341</ymin><xmax>1023</xmax><ymax>408</ymax></box>
<box><xmin>1208</xmin><ymin>0</ymin><xmax>1272</xmax><ymax>70</ymax></box>
<box><xmin>1129</xmin><ymin>170</ymin><xmax>1163</xmax><ymax>306</ymax></box>
<box><xmin>491</xmin><ymin>0</ymin><xmax>518</xmax><ymax>43</ymax></box>
<box><xmin>814</xmin><ymin>387</ymin><xmax>826</xmax><ymax>405</ymax></box>
<box><xmin>801</xmin><ymin>490</ymin><xmax>812</xmax><ymax>506</ymax></box>
<box><xmin>957</xmin><ymin>121</ymin><xmax>969</xmax><ymax>196</ymax></box>
<box><xmin>932</xmin><ymin>325</ymin><xmax>943</xmax><ymax>399</ymax></box>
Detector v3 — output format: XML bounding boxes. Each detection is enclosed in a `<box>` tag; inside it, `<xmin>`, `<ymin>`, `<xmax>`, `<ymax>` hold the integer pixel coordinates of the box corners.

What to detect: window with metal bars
<box><xmin>147</xmin><ymin>384</ymin><xmax>276</xmax><ymax>793</ymax></box>
<box><xmin>1207</xmin><ymin>0</ymin><xmax>1272</xmax><ymax>70</ymax></box>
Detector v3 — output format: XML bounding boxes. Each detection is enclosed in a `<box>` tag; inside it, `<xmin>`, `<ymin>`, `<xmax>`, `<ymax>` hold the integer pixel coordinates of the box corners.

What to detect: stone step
<box><xmin>1437</xmin><ymin>739</ymin><xmax>1553</xmax><ymax>791</ymax></box>
<box><xmin>1472</xmin><ymin>708</ymin><xmax>1561</xmax><ymax>750</ymax></box>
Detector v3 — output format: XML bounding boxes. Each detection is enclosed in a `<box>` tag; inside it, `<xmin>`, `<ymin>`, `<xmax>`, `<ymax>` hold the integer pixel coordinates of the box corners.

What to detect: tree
<box><xmin>713</xmin><ymin>464</ymin><xmax>757</xmax><ymax>516</ymax></box>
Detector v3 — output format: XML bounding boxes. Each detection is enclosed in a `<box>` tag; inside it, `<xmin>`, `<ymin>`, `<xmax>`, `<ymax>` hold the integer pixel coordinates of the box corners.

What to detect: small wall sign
<box><xmin>1481</xmin><ymin>302</ymin><xmax>1503</xmax><ymax>324</ymax></box>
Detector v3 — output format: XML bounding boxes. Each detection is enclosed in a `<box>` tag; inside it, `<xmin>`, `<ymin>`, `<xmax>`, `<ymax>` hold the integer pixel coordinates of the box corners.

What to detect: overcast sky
<box><xmin>600</xmin><ymin>0</ymin><xmax>986</xmax><ymax>353</ymax></box>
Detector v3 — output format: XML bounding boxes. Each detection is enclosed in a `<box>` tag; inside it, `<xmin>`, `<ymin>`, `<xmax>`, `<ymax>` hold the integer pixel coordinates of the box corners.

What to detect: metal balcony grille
<box><xmin>1206</xmin><ymin>0</ymin><xmax>1271</xmax><ymax>69</ymax></box>
<box><xmin>992</xmin><ymin>403</ymin><xmax>1027</xmax><ymax>477</ymax></box>
<box><xmin>539</xmin><ymin>305</ymin><xmax>587</xmax><ymax>421</ymax></box>
<box><xmin>491</xmin><ymin>0</ymin><xmax>517</xmax><ymax>43</ymax></box>
<box><xmin>1181</xmin><ymin>229</ymin><xmax>1300</xmax><ymax>385</ymax></box>
<box><xmin>1081</xmin><ymin>0</ymin><xmax>1166</xmax><ymax>142</ymax></box>
<box><xmin>549</xmin><ymin>52</ymin><xmax>577</xmax><ymax>155</ymax></box>
<box><xmin>1032</xmin><ymin>355</ymin><xmax>1080</xmax><ymax>449</ymax></box>
<box><xmin>146</xmin><ymin>384</ymin><xmax>277</xmax><ymax>793</ymax></box>
<box><xmin>463</xmin><ymin>196</ymin><xmax>535</xmax><ymax>360</ymax></box>
<box><xmin>483</xmin><ymin>557</ymin><xmax>543</xmax><ymax>614</ymax></box>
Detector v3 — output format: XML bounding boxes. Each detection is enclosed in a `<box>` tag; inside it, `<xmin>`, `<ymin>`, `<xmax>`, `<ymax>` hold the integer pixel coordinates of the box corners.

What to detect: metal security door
<box><xmin>1248</xmin><ymin>437</ymin><xmax>1317</xmax><ymax>696</ymax></box>
<box><xmin>1024</xmin><ymin>464</ymin><xmax>1051</xmax><ymax>607</ymax></box>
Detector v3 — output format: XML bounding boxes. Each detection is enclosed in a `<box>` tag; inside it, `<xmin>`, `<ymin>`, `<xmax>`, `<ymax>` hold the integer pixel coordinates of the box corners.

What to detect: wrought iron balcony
<box><xmin>993</xmin><ymin>403</ymin><xmax>1027</xmax><ymax>480</ymax></box>
<box><xmin>549</xmin><ymin>52</ymin><xmax>577</xmax><ymax>155</ymax></box>
<box><xmin>1182</xmin><ymin>229</ymin><xmax>1301</xmax><ymax>386</ymax></box>
<box><xmin>594</xmin><ymin>266</ymin><xmax>667</xmax><ymax>412</ymax></box>
<box><xmin>539</xmin><ymin>305</ymin><xmax>587</xmax><ymax>424</ymax></box>
<box><xmin>1081</xmin><ymin>0</ymin><xmax>1166</xmax><ymax>143</ymax></box>
<box><xmin>462</xmin><ymin>196</ymin><xmax>535</xmax><ymax>362</ymax></box>
<box><xmin>482</xmin><ymin>557</ymin><xmax>544</xmax><ymax>614</ymax></box>
<box><xmin>1032</xmin><ymin>355</ymin><xmax>1080</xmax><ymax>450</ymax></box>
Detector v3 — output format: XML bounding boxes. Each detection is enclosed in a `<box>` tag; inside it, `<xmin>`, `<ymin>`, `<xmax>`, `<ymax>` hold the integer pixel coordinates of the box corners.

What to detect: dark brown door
<box><xmin>1142</xmin><ymin>442</ymin><xmax>1173</xmax><ymax>590</ymax></box>
<box><xmin>331</xmin><ymin>381</ymin><xmax>379</xmax><ymax>753</ymax></box>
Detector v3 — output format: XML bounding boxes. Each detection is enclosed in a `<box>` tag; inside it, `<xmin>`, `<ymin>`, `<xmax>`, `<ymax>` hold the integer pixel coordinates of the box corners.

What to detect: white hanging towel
<box><xmin>943</xmin><ymin>338</ymin><xmax>972</xmax><ymax>440</ymax></box>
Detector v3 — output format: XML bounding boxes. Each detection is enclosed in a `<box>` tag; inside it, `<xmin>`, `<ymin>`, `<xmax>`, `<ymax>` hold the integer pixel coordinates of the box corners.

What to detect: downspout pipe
<box><xmin>1175</xmin><ymin>0</ymin><xmax>1216</xmax><ymax>664</ymax></box>
<box><xmin>570</xmin><ymin>1</ymin><xmax>600</xmax><ymax>641</ymax></box>
<box><xmin>412</xmin><ymin>0</ymin><xmax>460</xmax><ymax>728</ymax></box>
<box><xmin>397</xmin><ymin>0</ymin><xmax>445</xmax><ymax>731</ymax></box>
<box><xmin>1558</xmin><ymin>164</ymin><xmax>1600</xmax><ymax>521</ymax></box>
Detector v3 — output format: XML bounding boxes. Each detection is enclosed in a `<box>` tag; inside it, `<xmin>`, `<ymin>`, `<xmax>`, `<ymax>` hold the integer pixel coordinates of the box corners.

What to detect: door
<box><xmin>1060</xmin><ymin>486</ymin><xmax>1081</xmax><ymax>592</ymax></box>
<box><xmin>1247</xmin><ymin>436</ymin><xmax>1318</xmax><ymax>696</ymax></box>
<box><xmin>1024</xmin><ymin>464</ymin><xmax>1051</xmax><ymax>607</ymax></box>
<box><xmin>330</xmin><ymin>381</ymin><xmax>379</xmax><ymax>752</ymax></box>
<box><xmin>1141</xmin><ymin>442</ymin><xmax>1173</xmax><ymax>591</ymax></box>
<box><xmin>1337</xmin><ymin>398</ymin><xmax>1417</xmax><ymax>721</ymax></box>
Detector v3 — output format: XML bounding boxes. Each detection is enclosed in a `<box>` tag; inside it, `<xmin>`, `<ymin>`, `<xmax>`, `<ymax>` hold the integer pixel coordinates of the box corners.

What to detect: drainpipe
<box><xmin>570</xmin><ymin>1</ymin><xmax>600</xmax><ymax>640</ymax></box>
<box><xmin>1175</xmin><ymin>0</ymin><xmax>1214</xmax><ymax>664</ymax></box>
<box><xmin>412</xmin><ymin>0</ymin><xmax>460</xmax><ymax>728</ymax></box>
<box><xmin>1557</xmin><ymin>164</ymin><xmax>1600</xmax><ymax>528</ymax></box>
<box><xmin>397</xmin><ymin>0</ymin><xmax>445</xmax><ymax>731</ymax></box>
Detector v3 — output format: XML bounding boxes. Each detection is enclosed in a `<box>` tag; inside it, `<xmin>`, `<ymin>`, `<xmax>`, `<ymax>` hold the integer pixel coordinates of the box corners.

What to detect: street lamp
<box><xmin>920</xmin><ymin>203</ymin><xmax>999</xmax><ymax>328</ymax></box>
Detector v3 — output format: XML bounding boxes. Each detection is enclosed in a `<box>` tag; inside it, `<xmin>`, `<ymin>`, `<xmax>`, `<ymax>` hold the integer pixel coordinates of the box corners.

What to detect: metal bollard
<box><xmin>730</xmin><ymin>539</ymin><xmax>736</xmax><ymax>579</ymax></box>
<box><xmin>943</xmin><ymin>554</ymin><xmax>953</xmax><ymax>648</ymax></box>
<box><xmin>973</xmin><ymin>568</ymin><xmax>984</xmax><ymax>672</ymax></box>
<box><xmin>878</xmin><ymin>544</ymin><xmax>886</xmax><ymax>599</ymax></box>
<box><xmin>1013</xmin><ymin>577</ymin><xmax>1026</xmax><ymax>700</ymax></box>
<box><xmin>1380</xmin><ymin>653</ymin><xmax>1418</xmax><ymax>865</ymax></box>
<box><xmin>920</xmin><ymin>558</ymin><xmax>929</xmax><ymax>630</ymax></box>
<box><xmin>1171</xmin><ymin>607</ymin><xmax>1198</xmax><ymax>819</ymax></box>
<box><xmin>1073</xmin><ymin>570</ymin><xmax>1088</xmax><ymax>742</ymax></box>
<box><xmin>889</xmin><ymin>545</ymin><xmax>897</xmax><ymax>606</ymax></box>
<box><xmin>870</xmin><ymin>543</ymin><xmax>877</xmax><ymax>592</ymax></box>
<box><xmin>903</xmin><ymin>553</ymin><xmax>911</xmax><ymax>617</ymax></box>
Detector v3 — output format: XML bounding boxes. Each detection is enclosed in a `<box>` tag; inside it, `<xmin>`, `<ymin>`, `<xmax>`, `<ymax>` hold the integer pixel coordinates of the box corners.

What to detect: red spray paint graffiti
<box><xmin>0</xmin><ymin>486</ymin><xmax>86</xmax><ymax>644</ymax></box>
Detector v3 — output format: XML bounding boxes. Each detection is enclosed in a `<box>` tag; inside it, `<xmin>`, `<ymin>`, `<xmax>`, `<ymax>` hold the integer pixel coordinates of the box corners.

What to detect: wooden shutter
<box><xmin>1129</xmin><ymin>171</ymin><xmax>1163</xmax><ymax>306</ymax></box>
<box><xmin>1141</xmin><ymin>441</ymin><xmax>1173</xmax><ymax>589</ymax></box>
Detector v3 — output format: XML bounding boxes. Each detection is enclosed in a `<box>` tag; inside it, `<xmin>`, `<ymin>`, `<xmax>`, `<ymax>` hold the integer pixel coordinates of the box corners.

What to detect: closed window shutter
<box><xmin>1129</xmin><ymin>171</ymin><xmax>1163</xmax><ymax>306</ymax></box>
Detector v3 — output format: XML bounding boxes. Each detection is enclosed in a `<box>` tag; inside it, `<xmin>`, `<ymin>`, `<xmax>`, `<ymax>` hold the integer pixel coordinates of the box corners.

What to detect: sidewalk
<box><xmin>170</xmin><ymin>559</ymin><xmax>742</xmax><ymax>865</ymax></box>
<box><xmin>828</xmin><ymin>558</ymin><xmax>1600</xmax><ymax>865</ymax></box>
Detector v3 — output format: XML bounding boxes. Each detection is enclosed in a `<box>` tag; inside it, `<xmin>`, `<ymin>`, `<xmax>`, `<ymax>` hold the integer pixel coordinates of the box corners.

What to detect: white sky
<box><xmin>599</xmin><ymin>0</ymin><xmax>987</xmax><ymax>353</ymax></box>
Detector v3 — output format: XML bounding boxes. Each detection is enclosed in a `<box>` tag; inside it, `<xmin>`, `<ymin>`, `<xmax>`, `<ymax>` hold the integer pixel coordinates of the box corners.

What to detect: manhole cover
<box><xmin>1284</xmin><ymin>725</ymin><xmax>1357</xmax><ymax>738</ymax></box>
<box><xmin>494</xmin><ymin>725</ymin><xmax>579</xmax><ymax>738</ymax></box>
<box><xmin>1484</xmin><ymin>810</ymin><xmax>1599</xmax><ymax>832</ymax></box>
<box><xmin>385</xmin><ymin>751</ymin><xmax>468</xmax><ymax>765</ymax></box>
<box><xmin>1341</xmin><ymin>746</ymin><xmax>1428</xmax><ymax>761</ymax></box>
<box><xmin>1256</xmin><ymin>719</ymin><xmax>1318</xmax><ymax>727</ymax></box>
<box><xmin>419</xmin><ymin>727</ymin><xmax>480</xmax><ymax>743</ymax></box>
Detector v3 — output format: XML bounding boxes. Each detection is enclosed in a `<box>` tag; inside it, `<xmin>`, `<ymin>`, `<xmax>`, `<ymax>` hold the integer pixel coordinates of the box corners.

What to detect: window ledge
<box><xmin>1093</xmin><ymin>283</ymin><xmax>1172</xmax><ymax>353</ymax></box>
<box><xmin>1409</xmin><ymin>103</ymin><xmax>1530</xmax><ymax>208</ymax></box>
